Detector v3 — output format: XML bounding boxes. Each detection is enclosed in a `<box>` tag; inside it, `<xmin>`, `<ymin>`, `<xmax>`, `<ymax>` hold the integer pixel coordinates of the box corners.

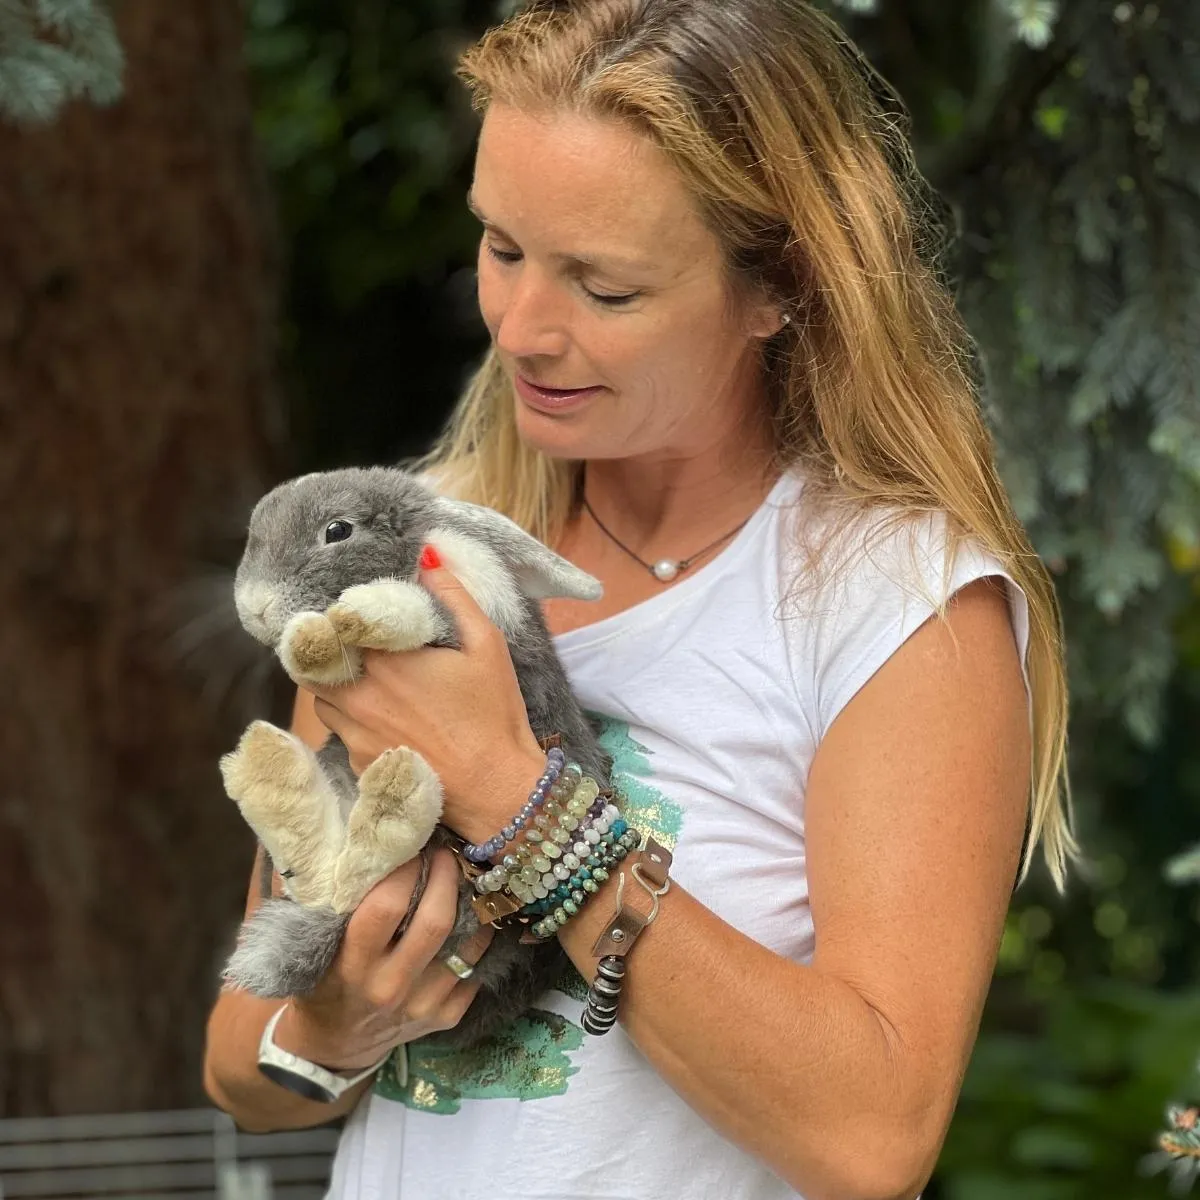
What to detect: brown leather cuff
<box><xmin>589</xmin><ymin>836</ymin><xmax>673</xmax><ymax>960</ymax></box>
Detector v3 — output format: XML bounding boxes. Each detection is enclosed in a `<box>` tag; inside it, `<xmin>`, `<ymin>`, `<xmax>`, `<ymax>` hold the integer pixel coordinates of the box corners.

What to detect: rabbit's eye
<box><xmin>325</xmin><ymin>520</ymin><xmax>353</xmax><ymax>544</ymax></box>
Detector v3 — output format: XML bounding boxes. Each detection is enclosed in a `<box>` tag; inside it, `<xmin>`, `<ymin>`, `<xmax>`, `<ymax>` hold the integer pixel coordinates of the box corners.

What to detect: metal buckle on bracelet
<box><xmin>589</xmin><ymin>835</ymin><xmax>672</xmax><ymax>959</ymax></box>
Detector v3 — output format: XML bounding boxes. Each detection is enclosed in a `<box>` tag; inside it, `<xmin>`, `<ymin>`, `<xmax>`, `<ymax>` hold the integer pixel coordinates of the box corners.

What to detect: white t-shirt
<box><xmin>326</xmin><ymin>470</ymin><xmax>1030</xmax><ymax>1200</ymax></box>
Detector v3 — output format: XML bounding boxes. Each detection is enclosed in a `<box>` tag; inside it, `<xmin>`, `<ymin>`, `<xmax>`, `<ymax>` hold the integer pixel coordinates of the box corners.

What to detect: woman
<box><xmin>204</xmin><ymin>2</ymin><xmax>1076</xmax><ymax>1197</ymax></box>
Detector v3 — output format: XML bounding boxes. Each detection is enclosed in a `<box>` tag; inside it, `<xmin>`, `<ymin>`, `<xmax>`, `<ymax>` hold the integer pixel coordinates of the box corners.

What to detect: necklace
<box><xmin>582</xmin><ymin>496</ymin><xmax>750</xmax><ymax>583</ymax></box>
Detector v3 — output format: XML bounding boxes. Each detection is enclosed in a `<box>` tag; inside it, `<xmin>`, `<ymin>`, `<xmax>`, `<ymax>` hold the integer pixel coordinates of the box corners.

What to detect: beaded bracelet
<box><xmin>461</xmin><ymin>746</ymin><xmax>566</xmax><ymax>864</ymax></box>
<box><xmin>524</xmin><ymin>823</ymin><xmax>641</xmax><ymax>940</ymax></box>
<box><xmin>460</xmin><ymin>749</ymin><xmax>624</xmax><ymax>930</ymax></box>
<box><xmin>473</xmin><ymin>792</ymin><xmax>616</xmax><ymax>901</ymax></box>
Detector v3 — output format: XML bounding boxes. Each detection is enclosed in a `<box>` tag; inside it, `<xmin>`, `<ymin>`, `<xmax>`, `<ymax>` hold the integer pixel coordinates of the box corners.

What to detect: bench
<box><xmin>0</xmin><ymin>1108</ymin><xmax>339</xmax><ymax>1199</ymax></box>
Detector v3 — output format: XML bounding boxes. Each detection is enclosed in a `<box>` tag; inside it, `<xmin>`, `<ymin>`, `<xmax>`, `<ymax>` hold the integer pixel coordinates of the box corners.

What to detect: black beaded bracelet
<box><xmin>581</xmin><ymin>836</ymin><xmax>673</xmax><ymax>1036</ymax></box>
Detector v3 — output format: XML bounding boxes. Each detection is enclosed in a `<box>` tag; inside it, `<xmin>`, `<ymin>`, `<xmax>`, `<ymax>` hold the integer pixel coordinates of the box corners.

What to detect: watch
<box><xmin>256</xmin><ymin>1004</ymin><xmax>399</xmax><ymax>1104</ymax></box>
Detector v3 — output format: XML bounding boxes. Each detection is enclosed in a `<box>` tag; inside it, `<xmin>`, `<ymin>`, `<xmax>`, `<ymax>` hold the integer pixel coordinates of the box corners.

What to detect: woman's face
<box><xmin>470</xmin><ymin>103</ymin><xmax>780</xmax><ymax>464</ymax></box>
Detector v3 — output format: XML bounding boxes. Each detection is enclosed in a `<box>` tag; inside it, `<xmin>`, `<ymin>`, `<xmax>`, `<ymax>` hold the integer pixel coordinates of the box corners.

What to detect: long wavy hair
<box><xmin>419</xmin><ymin>0</ymin><xmax>1077</xmax><ymax>890</ymax></box>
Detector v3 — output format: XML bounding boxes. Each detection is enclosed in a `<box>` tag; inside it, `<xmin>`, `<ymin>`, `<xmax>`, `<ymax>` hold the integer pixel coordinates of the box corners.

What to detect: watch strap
<box><xmin>257</xmin><ymin>1004</ymin><xmax>390</xmax><ymax>1104</ymax></box>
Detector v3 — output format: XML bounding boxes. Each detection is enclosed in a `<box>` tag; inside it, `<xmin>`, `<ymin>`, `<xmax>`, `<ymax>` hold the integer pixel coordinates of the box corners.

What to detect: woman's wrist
<box><xmin>450</xmin><ymin>744</ymin><xmax>555</xmax><ymax>850</ymax></box>
<box><xmin>274</xmin><ymin>1001</ymin><xmax>391</xmax><ymax>1074</ymax></box>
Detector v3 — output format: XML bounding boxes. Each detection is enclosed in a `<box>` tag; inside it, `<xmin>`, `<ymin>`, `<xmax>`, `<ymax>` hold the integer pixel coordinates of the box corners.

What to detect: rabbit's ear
<box><xmin>433</xmin><ymin>497</ymin><xmax>602</xmax><ymax>601</ymax></box>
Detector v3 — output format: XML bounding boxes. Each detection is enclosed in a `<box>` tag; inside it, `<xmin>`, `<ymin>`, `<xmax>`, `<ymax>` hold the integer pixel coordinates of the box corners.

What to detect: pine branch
<box><xmin>923</xmin><ymin>1</ymin><xmax>1087</xmax><ymax>193</ymax></box>
<box><xmin>0</xmin><ymin>0</ymin><xmax>123</xmax><ymax>124</ymax></box>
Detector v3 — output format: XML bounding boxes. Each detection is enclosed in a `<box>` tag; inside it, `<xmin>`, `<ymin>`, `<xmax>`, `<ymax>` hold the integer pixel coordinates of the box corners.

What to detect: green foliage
<box><xmin>946</xmin><ymin>2</ymin><xmax>1200</xmax><ymax>745</ymax></box>
<box><xmin>245</xmin><ymin>0</ymin><xmax>497</xmax><ymax>468</ymax></box>
<box><xmin>939</xmin><ymin>981</ymin><xmax>1200</xmax><ymax>1199</ymax></box>
<box><xmin>831</xmin><ymin>2</ymin><xmax>1200</xmax><ymax>748</ymax></box>
<box><xmin>0</xmin><ymin>0</ymin><xmax>122</xmax><ymax>124</ymax></box>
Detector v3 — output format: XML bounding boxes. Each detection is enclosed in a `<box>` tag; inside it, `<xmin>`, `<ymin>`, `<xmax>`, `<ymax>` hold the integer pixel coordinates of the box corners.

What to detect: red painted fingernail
<box><xmin>419</xmin><ymin>545</ymin><xmax>441</xmax><ymax>570</ymax></box>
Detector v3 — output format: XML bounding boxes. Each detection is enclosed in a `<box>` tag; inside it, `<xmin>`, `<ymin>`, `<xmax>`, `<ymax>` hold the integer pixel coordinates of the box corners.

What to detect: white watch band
<box><xmin>257</xmin><ymin>1004</ymin><xmax>391</xmax><ymax>1104</ymax></box>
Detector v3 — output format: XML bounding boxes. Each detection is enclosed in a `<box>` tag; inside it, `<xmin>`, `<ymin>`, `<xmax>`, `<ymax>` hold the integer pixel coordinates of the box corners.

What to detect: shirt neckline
<box><xmin>552</xmin><ymin>470</ymin><xmax>800</xmax><ymax>654</ymax></box>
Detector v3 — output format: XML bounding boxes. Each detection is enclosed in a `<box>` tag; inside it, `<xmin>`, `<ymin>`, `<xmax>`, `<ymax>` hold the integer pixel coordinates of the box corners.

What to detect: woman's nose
<box><xmin>493</xmin><ymin>271</ymin><xmax>570</xmax><ymax>361</ymax></box>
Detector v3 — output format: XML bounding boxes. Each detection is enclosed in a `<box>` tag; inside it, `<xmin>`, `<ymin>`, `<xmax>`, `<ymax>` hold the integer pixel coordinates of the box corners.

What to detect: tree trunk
<box><xmin>0</xmin><ymin>1</ymin><xmax>285</xmax><ymax>1115</ymax></box>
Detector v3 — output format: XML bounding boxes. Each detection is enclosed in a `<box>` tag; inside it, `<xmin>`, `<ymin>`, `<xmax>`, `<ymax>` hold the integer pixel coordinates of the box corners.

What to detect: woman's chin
<box><xmin>513</xmin><ymin>402</ymin><xmax>599</xmax><ymax>460</ymax></box>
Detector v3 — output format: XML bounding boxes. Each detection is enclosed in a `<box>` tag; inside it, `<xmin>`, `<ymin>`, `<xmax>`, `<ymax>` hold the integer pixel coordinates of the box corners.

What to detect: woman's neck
<box><xmin>579</xmin><ymin>432</ymin><xmax>778</xmax><ymax>551</ymax></box>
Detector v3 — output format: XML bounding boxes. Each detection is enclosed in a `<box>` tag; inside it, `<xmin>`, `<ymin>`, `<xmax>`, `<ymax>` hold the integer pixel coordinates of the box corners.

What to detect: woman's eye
<box><xmin>324</xmin><ymin>520</ymin><xmax>353</xmax><ymax>544</ymax></box>
<box><xmin>585</xmin><ymin>288</ymin><xmax>640</xmax><ymax>307</ymax></box>
<box><xmin>485</xmin><ymin>241</ymin><xmax>640</xmax><ymax>307</ymax></box>
<box><xmin>485</xmin><ymin>242</ymin><xmax>522</xmax><ymax>264</ymax></box>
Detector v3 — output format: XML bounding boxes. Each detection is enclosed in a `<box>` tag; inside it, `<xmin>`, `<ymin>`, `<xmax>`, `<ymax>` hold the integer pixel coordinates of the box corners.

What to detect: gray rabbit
<box><xmin>218</xmin><ymin>466</ymin><xmax>610</xmax><ymax>1047</ymax></box>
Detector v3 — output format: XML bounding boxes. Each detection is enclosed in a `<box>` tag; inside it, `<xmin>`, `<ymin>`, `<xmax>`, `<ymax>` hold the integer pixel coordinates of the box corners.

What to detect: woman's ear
<box><xmin>742</xmin><ymin>289</ymin><xmax>792</xmax><ymax>340</ymax></box>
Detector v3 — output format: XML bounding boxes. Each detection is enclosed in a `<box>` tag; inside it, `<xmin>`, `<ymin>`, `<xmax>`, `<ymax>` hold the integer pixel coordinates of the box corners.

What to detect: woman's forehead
<box><xmin>472</xmin><ymin>104</ymin><xmax>717</xmax><ymax>274</ymax></box>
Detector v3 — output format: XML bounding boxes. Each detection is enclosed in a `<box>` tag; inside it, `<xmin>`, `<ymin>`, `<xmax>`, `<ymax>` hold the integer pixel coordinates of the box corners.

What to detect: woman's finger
<box><xmin>363</xmin><ymin>850</ymin><xmax>463</xmax><ymax>1003</ymax></box>
<box><xmin>376</xmin><ymin>892</ymin><xmax>495</xmax><ymax>1005</ymax></box>
<box><xmin>394</xmin><ymin>923</ymin><xmax>496</xmax><ymax>1028</ymax></box>
<box><xmin>419</xmin><ymin>563</ymin><xmax>499</xmax><ymax>655</ymax></box>
<box><xmin>434</xmin><ymin>976</ymin><xmax>486</xmax><ymax>1033</ymax></box>
<box><xmin>341</xmin><ymin>850</ymin><xmax>457</xmax><ymax>983</ymax></box>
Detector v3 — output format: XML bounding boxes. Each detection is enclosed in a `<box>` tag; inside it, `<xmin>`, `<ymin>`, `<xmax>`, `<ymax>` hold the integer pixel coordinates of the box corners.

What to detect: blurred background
<box><xmin>1</xmin><ymin>0</ymin><xmax>1199</xmax><ymax>1196</ymax></box>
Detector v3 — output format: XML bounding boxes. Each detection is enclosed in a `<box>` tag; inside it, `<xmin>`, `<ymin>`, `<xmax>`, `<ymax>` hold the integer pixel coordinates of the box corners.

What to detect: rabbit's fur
<box><xmin>219</xmin><ymin>467</ymin><xmax>610</xmax><ymax>1047</ymax></box>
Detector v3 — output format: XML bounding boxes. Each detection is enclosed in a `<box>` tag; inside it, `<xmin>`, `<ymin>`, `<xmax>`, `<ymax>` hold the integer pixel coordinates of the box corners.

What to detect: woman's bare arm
<box><xmin>554</xmin><ymin>578</ymin><xmax>1030</xmax><ymax>1200</ymax></box>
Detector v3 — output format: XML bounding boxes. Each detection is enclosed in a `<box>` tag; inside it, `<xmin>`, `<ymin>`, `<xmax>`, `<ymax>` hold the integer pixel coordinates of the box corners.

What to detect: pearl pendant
<box><xmin>652</xmin><ymin>558</ymin><xmax>680</xmax><ymax>582</ymax></box>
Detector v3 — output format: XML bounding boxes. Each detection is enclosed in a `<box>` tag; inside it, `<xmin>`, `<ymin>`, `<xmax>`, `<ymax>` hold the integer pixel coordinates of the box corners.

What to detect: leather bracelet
<box><xmin>582</xmin><ymin>835</ymin><xmax>673</xmax><ymax>1035</ymax></box>
<box><xmin>387</xmin><ymin>844</ymin><xmax>432</xmax><ymax>948</ymax></box>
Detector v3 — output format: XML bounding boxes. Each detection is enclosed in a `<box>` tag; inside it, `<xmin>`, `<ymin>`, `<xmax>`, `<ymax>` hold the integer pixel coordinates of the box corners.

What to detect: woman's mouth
<box><xmin>515</xmin><ymin>375</ymin><xmax>605</xmax><ymax>414</ymax></box>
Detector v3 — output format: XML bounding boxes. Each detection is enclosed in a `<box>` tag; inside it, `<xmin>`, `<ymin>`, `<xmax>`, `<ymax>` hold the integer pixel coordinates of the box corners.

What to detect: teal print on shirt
<box><xmin>374</xmin><ymin>715</ymin><xmax>684</xmax><ymax>1114</ymax></box>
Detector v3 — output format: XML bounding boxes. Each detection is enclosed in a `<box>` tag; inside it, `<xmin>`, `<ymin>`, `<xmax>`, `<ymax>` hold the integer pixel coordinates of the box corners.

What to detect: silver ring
<box><xmin>440</xmin><ymin>952</ymin><xmax>475</xmax><ymax>981</ymax></box>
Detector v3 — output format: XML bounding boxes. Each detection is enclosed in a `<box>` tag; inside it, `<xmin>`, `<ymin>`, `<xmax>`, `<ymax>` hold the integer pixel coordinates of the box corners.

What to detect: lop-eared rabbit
<box><xmin>219</xmin><ymin>467</ymin><xmax>609</xmax><ymax>1047</ymax></box>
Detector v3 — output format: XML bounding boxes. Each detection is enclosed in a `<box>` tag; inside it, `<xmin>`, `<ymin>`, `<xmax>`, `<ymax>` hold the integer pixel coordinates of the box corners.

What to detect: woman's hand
<box><xmin>275</xmin><ymin>850</ymin><xmax>493</xmax><ymax>1071</ymax></box>
<box><xmin>309</xmin><ymin>555</ymin><xmax>546</xmax><ymax>844</ymax></box>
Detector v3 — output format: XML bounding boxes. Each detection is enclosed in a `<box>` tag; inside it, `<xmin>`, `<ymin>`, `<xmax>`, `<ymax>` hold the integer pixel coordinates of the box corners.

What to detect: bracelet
<box><xmin>582</xmin><ymin>835</ymin><xmax>673</xmax><ymax>1036</ymax></box>
<box><xmin>523</xmin><ymin>822</ymin><xmax>640</xmax><ymax>939</ymax></box>
<box><xmin>461</xmin><ymin>746</ymin><xmax>567</xmax><ymax>864</ymax></box>
<box><xmin>474</xmin><ymin>792</ymin><xmax>616</xmax><ymax>900</ymax></box>
<box><xmin>456</xmin><ymin>748</ymin><xmax>624</xmax><ymax>932</ymax></box>
<box><xmin>387</xmin><ymin>843</ymin><xmax>433</xmax><ymax>947</ymax></box>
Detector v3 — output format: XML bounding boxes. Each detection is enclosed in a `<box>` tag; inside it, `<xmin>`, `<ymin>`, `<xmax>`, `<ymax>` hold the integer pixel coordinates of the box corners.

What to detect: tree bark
<box><xmin>0</xmin><ymin>1</ymin><xmax>285</xmax><ymax>1115</ymax></box>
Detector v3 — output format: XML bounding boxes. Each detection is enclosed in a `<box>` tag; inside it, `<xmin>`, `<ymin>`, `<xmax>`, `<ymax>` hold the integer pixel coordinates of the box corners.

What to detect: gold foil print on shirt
<box><xmin>376</xmin><ymin>1008</ymin><xmax>584</xmax><ymax>1115</ymax></box>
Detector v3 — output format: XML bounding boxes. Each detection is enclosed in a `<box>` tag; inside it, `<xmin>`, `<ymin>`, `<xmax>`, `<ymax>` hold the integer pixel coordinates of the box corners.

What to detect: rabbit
<box><xmin>217</xmin><ymin>465</ymin><xmax>611</xmax><ymax>1048</ymax></box>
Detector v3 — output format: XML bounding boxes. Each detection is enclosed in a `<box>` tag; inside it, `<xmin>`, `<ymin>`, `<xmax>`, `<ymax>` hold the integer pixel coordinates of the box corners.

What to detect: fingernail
<box><xmin>419</xmin><ymin>545</ymin><xmax>441</xmax><ymax>570</ymax></box>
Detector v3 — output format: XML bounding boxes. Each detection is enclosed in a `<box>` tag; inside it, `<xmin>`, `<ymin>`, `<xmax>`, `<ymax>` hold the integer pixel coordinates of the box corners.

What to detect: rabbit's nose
<box><xmin>235</xmin><ymin>582</ymin><xmax>282</xmax><ymax>638</ymax></box>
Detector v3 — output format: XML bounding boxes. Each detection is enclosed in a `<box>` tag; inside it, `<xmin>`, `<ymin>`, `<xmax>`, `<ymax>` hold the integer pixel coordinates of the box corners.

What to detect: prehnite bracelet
<box><xmin>460</xmin><ymin>742</ymin><xmax>619</xmax><ymax>923</ymax></box>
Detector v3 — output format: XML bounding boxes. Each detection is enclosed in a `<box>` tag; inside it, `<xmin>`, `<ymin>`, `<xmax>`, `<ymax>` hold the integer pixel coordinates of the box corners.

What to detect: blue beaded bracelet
<box><xmin>462</xmin><ymin>746</ymin><xmax>566</xmax><ymax>864</ymax></box>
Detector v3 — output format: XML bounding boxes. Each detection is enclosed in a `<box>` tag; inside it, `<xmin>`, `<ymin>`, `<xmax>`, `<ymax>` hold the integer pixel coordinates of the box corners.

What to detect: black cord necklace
<box><xmin>582</xmin><ymin>496</ymin><xmax>750</xmax><ymax>583</ymax></box>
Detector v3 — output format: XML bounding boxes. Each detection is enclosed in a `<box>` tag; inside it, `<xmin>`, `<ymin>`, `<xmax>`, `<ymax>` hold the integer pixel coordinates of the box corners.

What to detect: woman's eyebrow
<box><xmin>467</xmin><ymin>191</ymin><xmax>660</xmax><ymax>275</ymax></box>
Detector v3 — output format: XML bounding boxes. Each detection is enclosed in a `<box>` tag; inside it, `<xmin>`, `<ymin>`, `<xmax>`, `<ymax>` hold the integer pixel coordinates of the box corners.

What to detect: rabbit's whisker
<box><xmin>337</xmin><ymin>634</ymin><xmax>355</xmax><ymax>681</ymax></box>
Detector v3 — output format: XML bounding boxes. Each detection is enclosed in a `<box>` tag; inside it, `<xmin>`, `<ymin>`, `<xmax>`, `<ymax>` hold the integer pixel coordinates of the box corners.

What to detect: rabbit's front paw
<box><xmin>327</xmin><ymin>580</ymin><xmax>449</xmax><ymax>653</ymax></box>
<box><xmin>279</xmin><ymin>610</ymin><xmax>362</xmax><ymax>685</ymax></box>
<box><xmin>331</xmin><ymin>746</ymin><xmax>444</xmax><ymax>912</ymax></box>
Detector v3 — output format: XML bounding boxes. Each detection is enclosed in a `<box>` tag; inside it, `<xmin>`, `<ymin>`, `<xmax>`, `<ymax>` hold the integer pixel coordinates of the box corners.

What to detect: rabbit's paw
<box><xmin>219</xmin><ymin>721</ymin><xmax>344</xmax><ymax>906</ymax></box>
<box><xmin>220</xmin><ymin>720</ymin><xmax>317</xmax><ymax>798</ymax></box>
<box><xmin>327</xmin><ymin>580</ymin><xmax>450</xmax><ymax>653</ymax></box>
<box><xmin>279</xmin><ymin>610</ymin><xmax>362</xmax><ymax>685</ymax></box>
<box><xmin>331</xmin><ymin>747</ymin><xmax>444</xmax><ymax>912</ymax></box>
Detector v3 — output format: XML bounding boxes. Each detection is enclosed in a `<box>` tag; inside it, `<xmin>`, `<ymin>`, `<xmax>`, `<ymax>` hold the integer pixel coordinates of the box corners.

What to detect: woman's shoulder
<box><xmin>779</xmin><ymin>494</ymin><xmax>1028</xmax><ymax>736</ymax></box>
<box><xmin>782</xmin><ymin>488</ymin><xmax>962</xmax><ymax>601</ymax></box>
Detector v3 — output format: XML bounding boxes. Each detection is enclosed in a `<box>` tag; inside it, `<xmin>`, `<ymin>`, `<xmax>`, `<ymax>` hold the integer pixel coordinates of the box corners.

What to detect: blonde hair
<box><xmin>420</xmin><ymin>0</ymin><xmax>1078</xmax><ymax>890</ymax></box>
